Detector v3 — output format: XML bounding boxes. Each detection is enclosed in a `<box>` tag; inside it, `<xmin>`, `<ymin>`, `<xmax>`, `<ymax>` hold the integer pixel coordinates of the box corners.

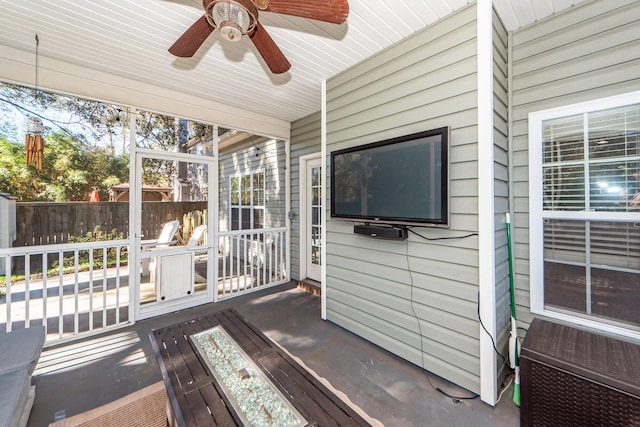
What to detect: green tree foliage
<box><xmin>0</xmin><ymin>136</ymin><xmax>31</xmax><ymax>198</ymax></box>
<box><xmin>0</xmin><ymin>133</ymin><xmax>129</xmax><ymax>201</ymax></box>
<box><xmin>0</xmin><ymin>82</ymin><xmax>131</xmax><ymax>201</ymax></box>
<box><xmin>135</xmin><ymin>112</ymin><xmax>212</xmax><ymax>186</ymax></box>
<box><xmin>0</xmin><ymin>83</ymin><xmax>128</xmax><ymax>150</ymax></box>
<box><xmin>1</xmin><ymin>82</ymin><xmax>214</xmax><ymax>199</ymax></box>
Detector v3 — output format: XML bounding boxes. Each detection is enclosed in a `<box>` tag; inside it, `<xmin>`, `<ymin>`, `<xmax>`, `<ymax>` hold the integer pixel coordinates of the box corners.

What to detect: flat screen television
<box><xmin>331</xmin><ymin>127</ymin><xmax>449</xmax><ymax>227</ymax></box>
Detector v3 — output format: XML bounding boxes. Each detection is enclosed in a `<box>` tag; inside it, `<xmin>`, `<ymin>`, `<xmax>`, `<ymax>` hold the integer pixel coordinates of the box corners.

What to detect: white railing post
<box><xmin>25</xmin><ymin>254</ymin><xmax>30</xmax><ymax>328</ymax></box>
<box><xmin>102</xmin><ymin>247</ymin><xmax>107</xmax><ymax>328</ymax></box>
<box><xmin>89</xmin><ymin>249</ymin><xmax>94</xmax><ymax>332</ymax></box>
<box><xmin>5</xmin><ymin>257</ymin><xmax>11</xmax><ymax>333</ymax></box>
<box><xmin>42</xmin><ymin>253</ymin><xmax>47</xmax><ymax>331</ymax></box>
<box><xmin>74</xmin><ymin>249</ymin><xmax>79</xmax><ymax>336</ymax></box>
<box><xmin>243</xmin><ymin>234</ymin><xmax>248</xmax><ymax>291</ymax></box>
<box><xmin>224</xmin><ymin>237</ymin><xmax>228</xmax><ymax>296</ymax></box>
<box><xmin>58</xmin><ymin>250</ymin><xmax>64</xmax><ymax>339</ymax></box>
<box><xmin>235</xmin><ymin>236</ymin><xmax>240</xmax><ymax>294</ymax></box>
<box><xmin>115</xmin><ymin>245</ymin><xmax>121</xmax><ymax>325</ymax></box>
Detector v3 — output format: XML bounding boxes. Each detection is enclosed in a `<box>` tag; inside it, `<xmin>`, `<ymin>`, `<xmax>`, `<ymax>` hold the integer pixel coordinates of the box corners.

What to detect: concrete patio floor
<box><xmin>28</xmin><ymin>281</ymin><xmax>520</xmax><ymax>426</ymax></box>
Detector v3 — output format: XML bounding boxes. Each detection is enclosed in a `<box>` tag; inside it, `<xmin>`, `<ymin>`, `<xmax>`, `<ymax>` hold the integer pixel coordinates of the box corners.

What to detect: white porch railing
<box><xmin>0</xmin><ymin>227</ymin><xmax>289</xmax><ymax>343</ymax></box>
<box><xmin>0</xmin><ymin>240</ymin><xmax>129</xmax><ymax>344</ymax></box>
<box><xmin>217</xmin><ymin>227</ymin><xmax>288</xmax><ymax>299</ymax></box>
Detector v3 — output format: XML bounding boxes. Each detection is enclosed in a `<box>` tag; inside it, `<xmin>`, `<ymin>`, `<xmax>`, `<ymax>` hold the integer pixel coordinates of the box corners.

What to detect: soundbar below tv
<box><xmin>330</xmin><ymin>127</ymin><xmax>449</xmax><ymax>227</ymax></box>
<box><xmin>353</xmin><ymin>224</ymin><xmax>408</xmax><ymax>240</ymax></box>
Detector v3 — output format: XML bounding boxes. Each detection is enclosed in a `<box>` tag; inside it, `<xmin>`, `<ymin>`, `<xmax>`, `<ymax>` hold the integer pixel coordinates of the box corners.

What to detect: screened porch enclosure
<box><xmin>216</xmin><ymin>136</ymin><xmax>289</xmax><ymax>298</ymax></box>
<box><xmin>0</xmin><ymin>95</ymin><xmax>290</xmax><ymax>344</ymax></box>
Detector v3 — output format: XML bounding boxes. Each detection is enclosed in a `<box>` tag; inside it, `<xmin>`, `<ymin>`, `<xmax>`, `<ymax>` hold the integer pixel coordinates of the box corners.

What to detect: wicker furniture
<box><xmin>520</xmin><ymin>318</ymin><xmax>640</xmax><ymax>426</ymax></box>
<box><xmin>48</xmin><ymin>382</ymin><xmax>167</xmax><ymax>427</ymax></box>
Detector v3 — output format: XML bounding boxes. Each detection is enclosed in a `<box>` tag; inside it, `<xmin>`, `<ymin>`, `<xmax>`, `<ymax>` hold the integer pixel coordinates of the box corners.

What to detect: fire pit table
<box><xmin>150</xmin><ymin>308</ymin><xmax>370</xmax><ymax>427</ymax></box>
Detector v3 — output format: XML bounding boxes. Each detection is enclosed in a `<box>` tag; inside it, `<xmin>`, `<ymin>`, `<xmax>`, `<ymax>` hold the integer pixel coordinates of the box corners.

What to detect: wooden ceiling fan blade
<box><xmin>169</xmin><ymin>16</ymin><xmax>214</xmax><ymax>57</ymax></box>
<box><xmin>250</xmin><ymin>22</ymin><xmax>291</xmax><ymax>74</ymax></box>
<box><xmin>264</xmin><ymin>0</ymin><xmax>349</xmax><ymax>24</ymax></box>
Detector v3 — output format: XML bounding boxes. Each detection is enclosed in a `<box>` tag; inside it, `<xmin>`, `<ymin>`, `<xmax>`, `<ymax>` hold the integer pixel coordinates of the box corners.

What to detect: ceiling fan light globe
<box><xmin>220</xmin><ymin>22</ymin><xmax>243</xmax><ymax>41</ymax></box>
<box><xmin>209</xmin><ymin>1</ymin><xmax>256</xmax><ymax>40</ymax></box>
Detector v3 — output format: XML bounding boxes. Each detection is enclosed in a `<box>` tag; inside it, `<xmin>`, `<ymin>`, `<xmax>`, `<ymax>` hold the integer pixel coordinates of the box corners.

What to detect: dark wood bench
<box><xmin>150</xmin><ymin>309</ymin><xmax>371</xmax><ymax>426</ymax></box>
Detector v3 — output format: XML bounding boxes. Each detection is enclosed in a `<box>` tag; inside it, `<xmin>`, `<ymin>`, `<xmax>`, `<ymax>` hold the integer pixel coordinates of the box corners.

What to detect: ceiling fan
<box><xmin>169</xmin><ymin>0</ymin><xmax>350</xmax><ymax>74</ymax></box>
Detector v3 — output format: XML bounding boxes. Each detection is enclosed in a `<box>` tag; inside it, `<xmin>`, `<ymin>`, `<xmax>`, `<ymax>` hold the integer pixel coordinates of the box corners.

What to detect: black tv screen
<box><xmin>331</xmin><ymin>127</ymin><xmax>449</xmax><ymax>226</ymax></box>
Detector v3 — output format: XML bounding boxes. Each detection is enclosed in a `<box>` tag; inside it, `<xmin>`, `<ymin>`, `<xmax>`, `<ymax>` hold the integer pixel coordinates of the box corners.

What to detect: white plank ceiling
<box><xmin>0</xmin><ymin>0</ymin><xmax>585</xmax><ymax>124</ymax></box>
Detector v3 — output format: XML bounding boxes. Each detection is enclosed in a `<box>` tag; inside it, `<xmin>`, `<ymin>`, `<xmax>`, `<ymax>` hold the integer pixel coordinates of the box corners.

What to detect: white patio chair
<box><xmin>149</xmin><ymin>220</ymin><xmax>180</xmax><ymax>247</ymax></box>
<box><xmin>187</xmin><ymin>224</ymin><xmax>207</xmax><ymax>250</ymax></box>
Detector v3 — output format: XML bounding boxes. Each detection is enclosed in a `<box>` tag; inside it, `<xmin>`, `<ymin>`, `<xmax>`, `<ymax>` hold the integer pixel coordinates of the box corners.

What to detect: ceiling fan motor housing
<box><xmin>204</xmin><ymin>0</ymin><xmax>258</xmax><ymax>41</ymax></box>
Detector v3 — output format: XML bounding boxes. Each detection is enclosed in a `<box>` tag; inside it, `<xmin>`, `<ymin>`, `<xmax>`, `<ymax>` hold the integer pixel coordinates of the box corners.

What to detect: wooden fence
<box><xmin>14</xmin><ymin>201</ymin><xmax>208</xmax><ymax>247</ymax></box>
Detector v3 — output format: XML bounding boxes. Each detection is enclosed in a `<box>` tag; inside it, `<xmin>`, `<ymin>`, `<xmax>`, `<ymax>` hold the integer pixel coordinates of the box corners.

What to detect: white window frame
<box><xmin>529</xmin><ymin>90</ymin><xmax>640</xmax><ymax>340</ymax></box>
<box><xmin>229</xmin><ymin>170</ymin><xmax>265</xmax><ymax>231</ymax></box>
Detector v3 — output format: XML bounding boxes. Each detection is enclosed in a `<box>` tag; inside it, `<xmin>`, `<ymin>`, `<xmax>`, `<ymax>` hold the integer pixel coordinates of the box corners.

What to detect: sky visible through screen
<box><xmin>0</xmin><ymin>84</ymin><xmax>129</xmax><ymax>154</ymax></box>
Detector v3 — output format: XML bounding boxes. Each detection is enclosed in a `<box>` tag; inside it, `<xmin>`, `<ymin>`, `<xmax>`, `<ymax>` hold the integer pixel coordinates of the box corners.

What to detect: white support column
<box><xmin>477</xmin><ymin>0</ymin><xmax>498</xmax><ymax>406</ymax></box>
<box><xmin>128</xmin><ymin>107</ymin><xmax>139</xmax><ymax>324</ymax></box>
<box><xmin>285</xmin><ymin>139</ymin><xmax>291</xmax><ymax>282</ymax></box>
<box><xmin>321</xmin><ymin>79</ymin><xmax>328</xmax><ymax>320</ymax></box>
<box><xmin>212</xmin><ymin>125</ymin><xmax>220</xmax><ymax>303</ymax></box>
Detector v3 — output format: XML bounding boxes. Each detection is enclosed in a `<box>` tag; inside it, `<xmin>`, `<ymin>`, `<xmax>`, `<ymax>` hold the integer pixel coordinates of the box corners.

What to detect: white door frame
<box><xmin>132</xmin><ymin>147</ymin><xmax>217</xmax><ymax>321</ymax></box>
<box><xmin>299</xmin><ymin>153</ymin><xmax>322</xmax><ymax>282</ymax></box>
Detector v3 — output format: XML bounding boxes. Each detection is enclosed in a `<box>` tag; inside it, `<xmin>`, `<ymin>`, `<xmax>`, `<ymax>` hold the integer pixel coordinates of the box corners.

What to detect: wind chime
<box><xmin>26</xmin><ymin>34</ymin><xmax>44</xmax><ymax>170</ymax></box>
<box><xmin>25</xmin><ymin>119</ymin><xmax>44</xmax><ymax>170</ymax></box>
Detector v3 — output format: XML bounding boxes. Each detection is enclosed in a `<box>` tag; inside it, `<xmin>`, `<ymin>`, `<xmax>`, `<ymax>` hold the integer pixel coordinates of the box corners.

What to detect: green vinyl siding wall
<box><xmin>511</xmin><ymin>0</ymin><xmax>640</xmax><ymax>328</ymax></box>
<box><xmin>218</xmin><ymin>138</ymin><xmax>286</xmax><ymax>232</ymax></box>
<box><xmin>492</xmin><ymin>11</ymin><xmax>510</xmax><ymax>383</ymax></box>
<box><xmin>325</xmin><ymin>4</ymin><xmax>483</xmax><ymax>393</ymax></box>
<box><xmin>290</xmin><ymin>112</ymin><xmax>322</xmax><ymax>281</ymax></box>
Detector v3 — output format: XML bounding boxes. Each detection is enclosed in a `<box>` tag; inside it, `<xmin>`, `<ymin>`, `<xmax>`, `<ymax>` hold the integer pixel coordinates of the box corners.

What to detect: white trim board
<box><xmin>477</xmin><ymin>0</ymin><xmax>498</xmax><ymax>406</ymax></box>
<box><xmin>321</xmin><ymin>80</ymin><xmax>328</xmax><ymax>321</ymax></box>
<box><xmin>298</xmin><ymin>153</ymin><xmax>322</xmax><ymax>283</ymax></box>
<box><xmin>0</xmin><ymin>44</ymin><xmax>290</xmax><ymax>140</ymax></box>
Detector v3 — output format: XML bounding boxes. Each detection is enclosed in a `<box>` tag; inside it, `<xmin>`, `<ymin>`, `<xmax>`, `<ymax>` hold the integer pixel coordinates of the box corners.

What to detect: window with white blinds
<box><xmin>530</xmin><ymin>92</ymin><xmax>640</xmax><ymax>335</ymax></box>
<box><xmin>230</xmin><ymin>171</ymin><xmax>265</xmax><ymax>230</ymax></box>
